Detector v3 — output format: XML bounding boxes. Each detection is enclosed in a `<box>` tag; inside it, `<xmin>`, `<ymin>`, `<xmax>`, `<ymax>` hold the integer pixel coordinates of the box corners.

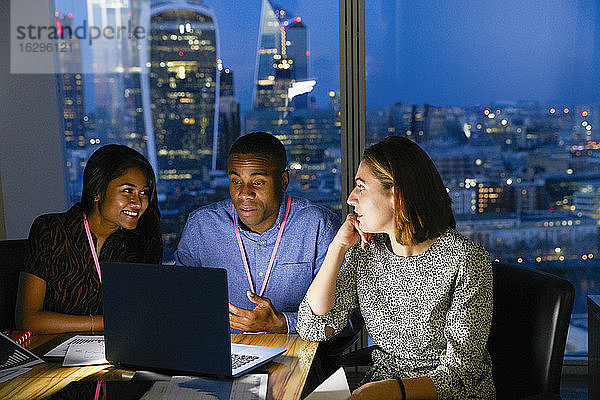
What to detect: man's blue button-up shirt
<box><xmin>174</xmin><ymin>195</ymin><xmax>340</xmax><ymax>333</ymax></box>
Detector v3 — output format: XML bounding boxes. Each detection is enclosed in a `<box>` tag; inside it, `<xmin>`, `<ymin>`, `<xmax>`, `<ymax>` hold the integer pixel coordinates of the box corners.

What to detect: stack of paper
<box><xmin>0</xmin><ymin>332</ymin><xmax>43</xmax><ymax>383</ymax></box>
<box><xmin>140</xmin><ymin>374</ymin><xmax>268</xmax><ymax>400</ymax></box>
<box><xmin>44</xmin><ymin>335</ymin><xmax>109</xmax><ymax>367</ymax></box>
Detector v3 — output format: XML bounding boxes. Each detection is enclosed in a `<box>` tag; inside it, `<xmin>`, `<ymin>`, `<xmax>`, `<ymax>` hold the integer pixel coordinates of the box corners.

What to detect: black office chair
<box><xmin>0</xmin><ymin>239</ymin><xmax>29</xmax><ymax>331</ymax></box>
<box><xmin>337</xmin><ymin>261</ymin><xmax>575</xmax><ymax>400</ymax></box>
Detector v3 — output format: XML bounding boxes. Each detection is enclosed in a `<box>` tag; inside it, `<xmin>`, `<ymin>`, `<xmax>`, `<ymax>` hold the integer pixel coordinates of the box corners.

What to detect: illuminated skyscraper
<box><xmin>56</xmin><ymin>14</ymin><xmax>86</xmax><ymax>205</ymax></box>
<box><xmin>57</xmin><ymin>2</ymin><xmax>151</xmax><ymax>206</ymax></box>
<box><xmin>216</xmin><ymin>66</ymin><xmax>240</xmax><ymax>170</ymax></box>
<box><xmin>253</xmin><ymin>0</ymin><xmax>309</xmax><ymax>111</ymax></box>
<box><xmin>86</xmin><ymin>0</ymin><xmax>149</xmax><ymax>156</ymax></box>
<box><xmin>144</xmin><ymin>0</ymin><xmax>219</xmax><ymax>182</ymax></box>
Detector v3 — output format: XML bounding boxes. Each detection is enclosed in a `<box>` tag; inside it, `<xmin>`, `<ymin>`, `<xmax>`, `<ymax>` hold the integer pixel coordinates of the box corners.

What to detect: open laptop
<box><xmin>100</xmin><ymin>262</ymin><xmax>286</xmax><ymax>378</ymax></box>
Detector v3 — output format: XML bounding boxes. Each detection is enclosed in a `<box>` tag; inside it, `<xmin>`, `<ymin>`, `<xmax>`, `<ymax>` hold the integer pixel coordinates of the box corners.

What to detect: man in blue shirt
<box><xmin>175</xmin><ymin>132</ymin><xmax>340</xmax><ymax>333</ymax></box>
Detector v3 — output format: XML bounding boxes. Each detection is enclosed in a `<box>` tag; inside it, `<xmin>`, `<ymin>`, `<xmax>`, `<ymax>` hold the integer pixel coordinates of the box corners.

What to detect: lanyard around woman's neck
<box><xmin>82</xmin><ymin>213</ymin><xmax>102</xmax><ymax>283</ymax></box>
<box><xmin>232</xmin><ymin>194</ymin><xmax>291</xmax><ymax>297</ymax></box>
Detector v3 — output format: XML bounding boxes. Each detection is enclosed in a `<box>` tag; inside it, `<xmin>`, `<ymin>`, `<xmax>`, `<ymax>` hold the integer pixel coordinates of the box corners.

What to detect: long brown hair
<box><xmin>363</xmin><ymin>136</ymin><xmax>455</xmax><ymax>245</ymax></box>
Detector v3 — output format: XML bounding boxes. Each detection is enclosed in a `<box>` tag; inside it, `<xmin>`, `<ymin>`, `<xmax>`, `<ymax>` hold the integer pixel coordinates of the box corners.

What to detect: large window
<box><xmin>8</xmin><ymin>0</ymin><xmax>597</xmax><ymax>361</ymax></box>
<box><xmin>365</xmin><ymin>0</ymin><xmax>600</xmax><ymax>357</ymax></box>
<box><xmin>53</xmin><ymin>0</ymin><xmax>341</xmax><ymax>262</ymax></box>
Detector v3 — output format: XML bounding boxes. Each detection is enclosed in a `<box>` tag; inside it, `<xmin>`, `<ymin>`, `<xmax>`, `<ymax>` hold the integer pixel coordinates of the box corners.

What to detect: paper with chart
<box><xmin>0</xmin><ymin>332</ymin><xmax>43</xmax><ymax>372</ymax></box>
<box><xmin>62</xmin><ymin>337</ymin><xmax>109</xmax><ymax>367</ymax></box>
<box><xmin>229</xmin><ymin>374</ymin><xmax>268</xmax><ymax>400</ymax></box>
<box><xmin>143</xmin><ymin>374</ymin><xmax>267</xmax><ymax>400</ymax></box>
<box><xmin>45</xmin><ymin>335</ymin><xmax>104</xmax><ymax>357</ymax></box>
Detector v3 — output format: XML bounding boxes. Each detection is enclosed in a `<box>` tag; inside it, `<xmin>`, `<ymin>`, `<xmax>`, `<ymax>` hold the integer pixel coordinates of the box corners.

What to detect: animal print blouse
<box><xmin>24</xmin><ymin>203</ymin><xmax>162</xmax><ymax>316</ymax></box>
<box><xmin>297</xmin><ymin>228</ymin><xmax>496</xmax><ymax>399</ymax></box>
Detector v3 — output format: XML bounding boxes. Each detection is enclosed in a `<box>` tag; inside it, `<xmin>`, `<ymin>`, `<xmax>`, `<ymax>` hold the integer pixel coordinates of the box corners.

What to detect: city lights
<box><xmin>49</xmin><ymin>3</ymin><xmax>600</xmax><ymax>365</ymax></box>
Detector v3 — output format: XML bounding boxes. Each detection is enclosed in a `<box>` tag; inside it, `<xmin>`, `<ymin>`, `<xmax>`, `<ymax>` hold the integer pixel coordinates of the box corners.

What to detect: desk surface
<box><xmin>0</xmin><ymin>333</ymin><xmax>318</xmax><ymax>400</ymax></box>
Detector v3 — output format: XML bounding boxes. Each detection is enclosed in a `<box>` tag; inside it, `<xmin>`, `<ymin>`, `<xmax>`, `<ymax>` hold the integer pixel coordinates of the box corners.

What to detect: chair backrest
<box><xmin>0</xmin><ymin>239</ymin><xmax>29</xmax><ymax>330</ymax></box>
<box><xmin>488</xmin><ymin>261</ymin><xmax>574</xmax><ymax>399</ymax></box>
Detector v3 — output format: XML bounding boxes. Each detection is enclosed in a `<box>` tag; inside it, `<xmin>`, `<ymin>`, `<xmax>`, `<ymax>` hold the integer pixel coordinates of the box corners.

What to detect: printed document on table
<box><xmin>139</xmin><ymin>381</ymin><xmax>170</xmax><ymax>400</ymax></box>
<box><xmin>0</xmin><ymin>332</ymin><xmax>43</xmax><ymax>372</ymax></box>
<box><xmin>62</xmin><ymin>339</ymin><xmax>109</xmax><ymax>367</ymax></box>
<box><xmin>45</xmin><ymin>335</ymin><xmax>105</xmax><ymax>357</ymax></box>
<box><xmin>305</xmin><ymin>367</ymin><xmax>351</xmax><ymax>400</ymax></box>
<box><xmin>152</xmin><ymin>374</ymin><xmax>268</xmax><ymax>400</ymax></box>
<box><xmin>230</xmin><ymin>374</ymin><xmax>268</xmax><ymax>400</ymax></box>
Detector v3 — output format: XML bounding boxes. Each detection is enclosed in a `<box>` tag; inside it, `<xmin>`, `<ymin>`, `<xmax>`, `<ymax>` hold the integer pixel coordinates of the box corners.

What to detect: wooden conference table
<box><xmin>0</xmin><ymin>332</ymin><xmax>319</xmax><ymax>400</ymax></box>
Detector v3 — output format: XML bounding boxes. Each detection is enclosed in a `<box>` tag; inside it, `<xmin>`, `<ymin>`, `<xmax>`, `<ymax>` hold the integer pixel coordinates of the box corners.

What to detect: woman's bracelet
<box><xmin>90</xmin><ymin>314</ymin><xmax>94</xmax><ymax>335</ymax></box>
<box><xmin>396</xmin><ymin>378</ymin><xmax>406</xmax><ymax>400</ymax></box>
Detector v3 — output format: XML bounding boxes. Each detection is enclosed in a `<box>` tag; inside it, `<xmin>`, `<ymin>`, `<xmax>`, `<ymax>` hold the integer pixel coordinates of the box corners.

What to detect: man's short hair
<box><xmin>228</xmin><ymin>132</ymin><xmax>287</xmax><ymax>173</ymax></box>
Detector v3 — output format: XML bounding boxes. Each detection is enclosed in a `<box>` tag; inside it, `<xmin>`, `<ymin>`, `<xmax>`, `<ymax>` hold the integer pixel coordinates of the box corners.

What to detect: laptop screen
<box><xmin>101</xmin><ymin>262</ymin><xmax>232</xmax><ymax>377</ymax></box>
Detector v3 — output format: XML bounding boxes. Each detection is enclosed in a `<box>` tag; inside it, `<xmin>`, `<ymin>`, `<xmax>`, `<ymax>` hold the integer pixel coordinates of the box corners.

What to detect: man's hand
<box><xmin>349</xmin><ymin>380</ymin><xmax>403</xmax><ymax>400</ymax></box>
<box><xmin>229</xmin><ymin>291</ymin><xmax>288</xmax><ymax>333</ymax></box>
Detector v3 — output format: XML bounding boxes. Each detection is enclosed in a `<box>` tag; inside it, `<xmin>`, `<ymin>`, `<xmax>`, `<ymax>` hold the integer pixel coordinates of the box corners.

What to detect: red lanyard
<box><xmin>82</xmin><ymin>213</ymin><xmax>102</xmax><ymax>283</ymax></box>
<box><xmin>232</xmin><ymin>195</ymin><xmax>291</xmax><ymax>297</ymax></box>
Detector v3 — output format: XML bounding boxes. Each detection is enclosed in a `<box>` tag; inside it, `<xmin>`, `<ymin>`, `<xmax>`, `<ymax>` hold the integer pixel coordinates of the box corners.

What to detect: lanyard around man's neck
<box><xmin>232</xmin><ymin>194</ymin><xmax>291</xmax><ymax>297</ymax></box>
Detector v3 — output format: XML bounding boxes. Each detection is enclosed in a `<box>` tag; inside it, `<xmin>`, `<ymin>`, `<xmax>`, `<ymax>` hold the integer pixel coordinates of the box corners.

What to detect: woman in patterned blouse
<box><xmin>16</xmin><ymin>145</ymin><xmax>162</xmax><ymax>334</ymax></box>
<box><xmin>297</xmin><ymin>136</ymin><xmax>495</xmax><ymax>399</ymax></box>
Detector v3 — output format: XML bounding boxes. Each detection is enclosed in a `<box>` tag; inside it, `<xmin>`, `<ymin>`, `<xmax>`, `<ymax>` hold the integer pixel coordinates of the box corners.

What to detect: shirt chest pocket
<box><xmin>263</xmin><ymin>261</ymin><xmax>313</xmax><ymax>311</ymax></box>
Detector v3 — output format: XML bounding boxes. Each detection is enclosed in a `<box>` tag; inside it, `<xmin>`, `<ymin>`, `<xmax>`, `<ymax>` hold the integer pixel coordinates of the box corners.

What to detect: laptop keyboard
<box><xmin>231</xmin><ymin>353</ymin><xmax>260</xmax><ymax>369</ymax></box>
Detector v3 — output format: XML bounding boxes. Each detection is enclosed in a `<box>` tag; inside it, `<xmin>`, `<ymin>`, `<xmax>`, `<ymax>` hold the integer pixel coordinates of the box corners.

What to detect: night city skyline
<box><xmin>49</xmin><ymin>0</ymin><xmax>600</xmax><ymax>356</ymax></box>
<box><xmin>54</xmin><ymin>0</ymin><xmax>600</xmax><ymax>110</ymax></box>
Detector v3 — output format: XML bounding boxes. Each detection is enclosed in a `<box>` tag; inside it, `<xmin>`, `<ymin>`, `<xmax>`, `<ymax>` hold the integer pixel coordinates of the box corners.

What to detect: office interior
<box><xmin>1</xmin><ymin>0</ymin><xmax>599</xmax><ymax>399</ymax></box>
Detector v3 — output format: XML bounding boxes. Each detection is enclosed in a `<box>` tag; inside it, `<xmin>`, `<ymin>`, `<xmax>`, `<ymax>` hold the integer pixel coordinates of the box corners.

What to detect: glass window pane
<box><xmin>55</xmin><ymin>0</ymin><xmax>341</xmax><ymax>262</ymax></box>
<box><xmin>366</xmin><ymin>0</ymin><xmax>600</xmax><ymax>357</ymax></box>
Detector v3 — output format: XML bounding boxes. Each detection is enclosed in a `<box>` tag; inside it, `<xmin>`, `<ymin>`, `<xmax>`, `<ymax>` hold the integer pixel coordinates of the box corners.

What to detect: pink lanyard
<box><xmin>82</xmin><ymin>213</ymin><xmax>102</xmax><ymax>283</ymax></box>
<box><xmin>232</xmin><ymin>195</ymin><xmax>291</xmax><ymax>297</ymax></box>
<box><xmin>94</xmin><ymin>380</ymin><xmax>102</xmax><ymax>400</ymax></box>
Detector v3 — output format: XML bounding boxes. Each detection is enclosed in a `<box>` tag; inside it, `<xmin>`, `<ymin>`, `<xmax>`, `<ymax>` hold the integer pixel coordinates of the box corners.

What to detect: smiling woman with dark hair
<box><xmin>16</xmin><ymin>144</ymin><xmax>162</xmax><ymax>334</ymax></box>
